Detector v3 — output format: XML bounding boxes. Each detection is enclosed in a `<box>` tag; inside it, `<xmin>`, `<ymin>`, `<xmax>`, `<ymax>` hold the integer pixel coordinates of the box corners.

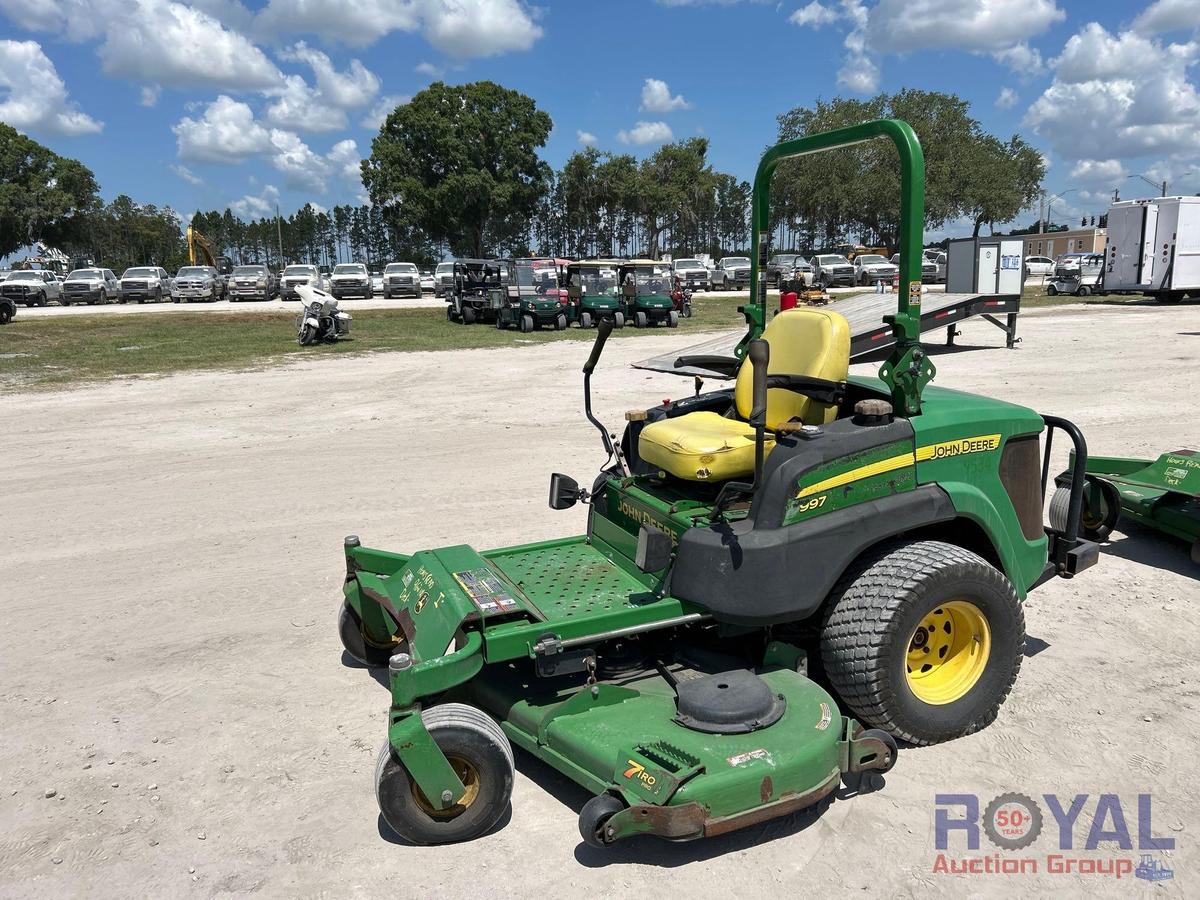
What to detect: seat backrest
<box><xmin>734</xmin><ymin>308</ymin><xmax>851</xmax><ymax>428</ymax></box>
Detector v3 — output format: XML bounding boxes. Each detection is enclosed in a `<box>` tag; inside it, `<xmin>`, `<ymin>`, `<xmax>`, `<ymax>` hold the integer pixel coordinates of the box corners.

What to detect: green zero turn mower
<box><xmin>338</xmin><ymin>119</ymin><xmax>1099</xmax><ymax>849</ymax></box>
<box><xmin>1052</xmin><ymin>449</ymin><xmax>1200</xmax><ymax>563</ymax></box>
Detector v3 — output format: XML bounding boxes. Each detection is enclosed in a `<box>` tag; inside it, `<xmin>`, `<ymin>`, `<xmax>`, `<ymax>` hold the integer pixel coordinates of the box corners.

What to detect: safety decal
<box><xmin>453</xmin><ymin>567</ymin><xmax>519</xmax><ymax>616</ymax></box>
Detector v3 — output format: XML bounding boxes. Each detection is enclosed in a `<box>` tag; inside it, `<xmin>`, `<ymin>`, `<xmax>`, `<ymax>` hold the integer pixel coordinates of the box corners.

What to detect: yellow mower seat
<box><xmin>638</xmin><ymin>308</ymin><xmax>851</xmax><ymax>481</ymax></box>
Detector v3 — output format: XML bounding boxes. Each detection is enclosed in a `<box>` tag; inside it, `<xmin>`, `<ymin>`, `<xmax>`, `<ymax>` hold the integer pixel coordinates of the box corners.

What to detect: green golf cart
<box><xmin>338</xmin><ymin>119</ymin><xmax>1098</xmax><ymax>850</ymax></box>
<box><xmin>619</xmin><ymin>259</ymin><xmax>678</xmax><ymax>328</ymax></box>
<box><xmin>564</xmin><ymin>260</ymin><xmax>625</xmax><ymax>329</ymax></box>
<box><xmin>495</xmin><ymin>259</ymin><xmax>569</xmax><ymax>332</ymax></box>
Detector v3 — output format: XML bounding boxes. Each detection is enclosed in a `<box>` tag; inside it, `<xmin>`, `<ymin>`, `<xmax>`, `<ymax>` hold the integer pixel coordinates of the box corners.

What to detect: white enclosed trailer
<box><xmin>1104</xmin><ymin>196</ymin><xmax>1200</xmax><ymax>302</ymax></box>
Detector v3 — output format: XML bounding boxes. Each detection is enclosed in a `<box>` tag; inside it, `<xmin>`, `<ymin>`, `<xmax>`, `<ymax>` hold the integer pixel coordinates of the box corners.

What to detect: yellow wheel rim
<box><xmin>411</xmin><ymin>755</ymin><xmax>481</xmax><ymax>820</ymax></box>
<box><xmin>905</xmin><ymin>600</ymin><xmax>991</xmax><ymax>705</ymax></box>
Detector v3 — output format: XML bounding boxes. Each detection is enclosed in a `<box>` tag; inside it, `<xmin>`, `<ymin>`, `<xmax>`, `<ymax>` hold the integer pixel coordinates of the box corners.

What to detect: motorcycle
<box><xmin>295</xmin><ymin>285</ymin><xmax>352</xmax><ymax>345</ymax></box>
<box><xmin>670</xmin><ymin>275</ymin><xmax>693</xmax><ymax>318</ymax></box>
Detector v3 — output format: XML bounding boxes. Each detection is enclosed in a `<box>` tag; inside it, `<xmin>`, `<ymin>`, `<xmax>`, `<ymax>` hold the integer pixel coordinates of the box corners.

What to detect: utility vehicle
<box><xmin>338</xmin><ymin>119</ymin><xmax>1098</xmax><ymax>850</ymax></box>
<box><xmin>446</xmin><ymin>259</ymin><xmax>507</xmax><ymax>325</ymax></box>
<box><xmin>620</xmin><ymin>259</ymin><xmax>678</xmax><ymax>328</ymax></box>
<box><xmin>564</xmin><ymin>260</ymin><xmax>624</xmax><ymax>329</ymax></box>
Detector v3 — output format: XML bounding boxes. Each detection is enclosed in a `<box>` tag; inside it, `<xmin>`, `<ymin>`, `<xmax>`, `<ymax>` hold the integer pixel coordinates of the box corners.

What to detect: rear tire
<box><xmin>613</xmin><ymin>312</ymin><xmax>625</xmax><ymax>329</ymax></box>
<box><xmin>376</xmin><ymin>704</ymin><xmax>514</xmax><ymax>845</ymax></box>
<box><xmin>338</xmin><ymin>602</ymin><xmax>394</xmax><ymax>667</ymax></box>
<box><xmin>821</xmin><ymin>540</ymin><xmax>1024</xmax><ymax>746</ymax></box>
<box><xmin>634</xmin><ymin>310</ymin><xmax>648</xmax><ymax>328</ymax></box>
<box><xmin>580</xmin><ymin>311</ymin><xmax>593</xmax><ymax>329</ymax></box>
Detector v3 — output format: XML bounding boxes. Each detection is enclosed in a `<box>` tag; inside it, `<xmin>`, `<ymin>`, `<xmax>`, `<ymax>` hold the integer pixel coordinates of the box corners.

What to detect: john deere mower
<box><xmin>619</xmin><ymin>259</ymin><xmax>678</xmax><ymax>328</ymax></box>
<box><xmin>338</xmin><ymin>120</ymin><xmax>1099</xmax><ymax>849</ymax></box>
<box><xmin>1051</xmin><ymin>449</ymin><xmax>1199</xmax><ymax>563</ymax></box>
<box><xmin>565</xmin><ymin>260</ymin><xmax>625</xmax><ymax>329</ymax></box>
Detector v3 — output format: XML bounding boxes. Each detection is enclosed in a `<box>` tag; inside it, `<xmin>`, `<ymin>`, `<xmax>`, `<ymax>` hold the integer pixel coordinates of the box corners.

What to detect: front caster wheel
<box><xmin>554</xmin><ymin>312</ymin><xmax>567</xmax><ymax>331</ymax></box>
<box><xmin>579</xmin><ymin>793</ymin><xmax>625</xmax><ymax>849</ymax></box>
<box><xmin>462</xmin><ymin>305</ymin><xmax>476</xmax><ymax>325</ymax></box>
<box><xmin>337</xmin><ymin>602</ymin><xmax>394</xmax><ymax>666</ymax></box>
<box><xmin>1050</xmin><ymin>477</ymin><xmax>1120</xmax><ymax>540</ymax></box>
<box><xmin>821</xmin><ymin>540</ymin><xmax>1024</xmax><ymax>746</ymax></box>
<box><xmin>376</xmin><ymin>704</ymin><xmax>514</xmax><ymax>845</ymax></box>
<box><xmin>856</xmin><ymin>728</ymin><xmax>898</xmax><ymax>773</ymax></box>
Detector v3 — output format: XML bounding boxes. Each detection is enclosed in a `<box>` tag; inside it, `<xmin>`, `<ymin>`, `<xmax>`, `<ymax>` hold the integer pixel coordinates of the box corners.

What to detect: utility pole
<box><xmin>275</xmin><ymin>204</ymin><xmax>284</xmax><ymax>265</ymax></box>
<box><xmin>1038</xmin><ymin>190</ymin><xmax>1046</xmax><ymax>234</ymax></box>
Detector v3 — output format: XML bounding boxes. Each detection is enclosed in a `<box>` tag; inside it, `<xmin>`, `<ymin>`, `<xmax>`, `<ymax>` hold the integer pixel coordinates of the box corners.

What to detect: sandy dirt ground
<box><xmin>1</xmin><ymin>303</ymin><xmax>1197</xmax><ymax>898</ymax></box>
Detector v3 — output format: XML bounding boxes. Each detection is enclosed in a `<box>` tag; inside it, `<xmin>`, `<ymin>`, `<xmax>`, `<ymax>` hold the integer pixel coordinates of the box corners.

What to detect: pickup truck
<box><xmin>2</xmin><ymin>269</ymin><xmax>64</xmax><ymax>306</ymax></box>
<box><xmin>810</xmin><ymin>254</ymin><xmax>856</xmax><ymax>288</ymax></box>
<box><xmin>853</xmin><ymin>253</ymin><xmax>899</xmax><ymax>285</ymax></box>
<box><xmin>712</xmin><ymin>256</ymin><xmax>752</xmax><ymax>290</ymax></box>
<box><xmin>119</xmin><ymin>266</ymin><xmax>174</xmax><ymax>303</ymax></box>
<box><xmin>672</xmin><ymin>258</ymin><xmax>710</xmax><ymax>291</ymax></box>
<box><xmin>330</xmin><ymin>263</ymin><xmax>372</xmax><ymax>299</ymax></box>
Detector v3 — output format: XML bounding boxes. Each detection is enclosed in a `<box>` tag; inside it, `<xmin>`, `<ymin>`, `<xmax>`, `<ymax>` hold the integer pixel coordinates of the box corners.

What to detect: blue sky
<box><xmin>2</xmin><ymin>0</ymin><xmax>1198</xmax><ymax>237</ymax></box>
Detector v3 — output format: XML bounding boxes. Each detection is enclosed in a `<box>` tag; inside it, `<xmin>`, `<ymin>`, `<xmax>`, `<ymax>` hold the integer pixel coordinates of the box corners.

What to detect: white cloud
<box><xmin>230</xmin><ymin>184</ymin><xmax>280</xmax><ymax>220</ymax></box>
<box><xmin>577</xmin><ymin>130</ymin><xmax>598</xmax><ymax>146</ymax></box>
<box><xmin>837</xmin><ymin>0</ymin><xmax>878</xmax><ymax>93</ymax></box>
<box><xmin>1026</xmin><ymin>23</ymin><xmax>1200</xmax><ymax>160</ymax></box>
<box><xmin>0</xmin><ymin>0</ymin><xmax>284</xmax><ymax>92</ymax></box>
<box><xmin>255</xmin><ymin>0</ymin><xmax>543</xmax><ymax>57</ymax></box>
<box><xmin>865</xmin><ymin>0</ymin><xmax>1065</xmax><ymax>53</ymax></box>
<box><xmin>1133</xmin><ymin>0</ymin><xmax>1200</xmax><ymax>36</ymax></box>
<box><xmin>992</xmin><ymin>42</ymin><xmax>1044</xmax><ymax>74</ymax></box>
<box><xmin>617</xmin><ymin>121</ymin><xmax>673</xmax><ymax>145</ymax></box>
<box><xmin>1069</xmin><ymin>159</ymin><xmax>1127</xmax><ymax>184</ymax></box>
<box><xmin>360</xmin><ymin>94</ymin><xmax>410</xmax><ymax>129</ymax></box>
<box><xmin>996</xmin><ymin>87</ymin><xmax>1018</xmax><ymax>109</ymax></box>
<box><xmin>415</xmin><ymin>61</ymin><xmax>445</xmax><ymax>77</ymax></box>
<box><xmin>0</xmin><ymin>40</ymin><xmax>103</xmax><ymax>136</ymax></box>
<box><xmin>327</xmin><ymin>138</ymin><xmax>362</xmax><ymax>182</ymax></box>
<box><xmin>140</xmin><ymin>84</ymin><xmax>161</xmax><ymax>107</ymax></box>
<box><xmin>171</xmin><ymin>164</ymin><xmax>204</xmax><ymax>186</ymax></box>
<box><xmin>173</xmin><ymin>96</ymin><xmax>273</xmax><ymax>163</ymax></box>
<box><xmin>789</xmin><ymin>1</ymin><xmax>838</xmax><ymax>27</ymax></box>
<box><xmin>640</xmin><ymin>78</ymin><xmax>691</xmax><ymax>113</ymax></box>
<box><xmin>98</xmin><ymin>1</ymin><xmax>283</xmax><ymax>90</ymax></box>
<box><xmin>264</xmin><ymin>43</ymin><xmax>379</xmax><ymax>133</ymax></box>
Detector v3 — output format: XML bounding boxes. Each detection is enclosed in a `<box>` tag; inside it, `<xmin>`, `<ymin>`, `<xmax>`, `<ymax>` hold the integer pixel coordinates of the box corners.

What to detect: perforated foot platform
<box><xmin>673</xmin><ymin>669</ymin><xmax>786</xmax><ymax>734</ymax></box>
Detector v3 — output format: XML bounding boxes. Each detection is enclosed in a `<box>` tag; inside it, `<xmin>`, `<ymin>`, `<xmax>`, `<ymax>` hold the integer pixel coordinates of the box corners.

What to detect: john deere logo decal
<box><xmin>916</xmin><ymin>434</ymin><xmax>1001</xmax><ymax>461</ymax></box>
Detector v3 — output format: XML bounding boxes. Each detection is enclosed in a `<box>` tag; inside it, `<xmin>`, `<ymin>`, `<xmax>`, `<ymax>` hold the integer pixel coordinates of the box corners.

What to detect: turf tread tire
<box><xmin>375</xmin><ymin>703</ymin><xmax>514</xmax><ymax>845</ymax></box>
<box><xmin>820</xmin><ymin>539</ymin><xmax>1024</xmax><ymax>746</ymax></box>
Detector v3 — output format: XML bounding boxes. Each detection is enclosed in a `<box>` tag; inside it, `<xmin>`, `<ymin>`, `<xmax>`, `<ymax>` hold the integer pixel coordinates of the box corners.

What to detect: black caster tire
<box><xmin>1050</xmin><ymin>478</ymin><xmax>1120</xmax><ymax>541</ymax></box>
<box><xmin>1047</xmin><ymin>284</ymin><xmax>1058</xmax><ymax>296</ymax></box>
<box><xmin>579</xmin><ymin>794</ymin><xmax>625</xmax><ymax>849</ymax></box>
<box><xmin>376</xmin><ymin>704</ymin><xmax>514</xmax><ymax>845</ymax></box>
<box><xmin>821</xmin><ymin>540</ymin><xmax>1024</xmax><ymax>746</ymax></box>
<box><xmin>338</xmin><ymin>601</ymin><xmax>394</xmax><ymax>667</ymax></box>
<box><xmin>520</xmin><ymin>314</ymin><xmax>533</xmax><ymax>333</ymax></box>
<box><xmin>857</xmin><ymin>728</ymin><xmax>898</xmax><ymax>773</ymax></box>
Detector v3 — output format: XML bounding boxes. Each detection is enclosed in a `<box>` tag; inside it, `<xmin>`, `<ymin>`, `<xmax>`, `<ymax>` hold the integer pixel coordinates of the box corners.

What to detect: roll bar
<box><xmin>741</xmin><ymin>118</ymin><xmax>934</xmax><ymax>415</ymax></box>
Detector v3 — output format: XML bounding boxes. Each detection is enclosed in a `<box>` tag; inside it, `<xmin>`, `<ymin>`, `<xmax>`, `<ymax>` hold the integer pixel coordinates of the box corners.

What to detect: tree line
<box><xmin>3</xmin><ymin>82</ymin><xmax>1047</xmax><ymax>271</ymax></box>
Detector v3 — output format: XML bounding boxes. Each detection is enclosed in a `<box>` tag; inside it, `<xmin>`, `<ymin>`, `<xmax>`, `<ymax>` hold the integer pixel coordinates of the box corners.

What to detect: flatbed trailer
<box><xmin>636</xmin><ymin>291</ymin><xmax>1020</xmax><ymax>377</ymax></box>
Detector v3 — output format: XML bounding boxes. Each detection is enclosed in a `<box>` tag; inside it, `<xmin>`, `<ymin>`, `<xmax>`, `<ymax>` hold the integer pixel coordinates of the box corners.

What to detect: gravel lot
<box><xmin>1</xmin><ymin>304</ymin><xmax>1196</xmax><ymax>897</ymax></box>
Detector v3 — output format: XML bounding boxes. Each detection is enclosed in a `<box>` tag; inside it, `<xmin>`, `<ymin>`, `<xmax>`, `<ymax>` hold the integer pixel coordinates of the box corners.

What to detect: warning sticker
<box><xmin>727</xmin><ymin>748</ymin><xmax>773</xmax><ymax>767</ymax></box>
<box><xmin>909</xmin><ymin>280</ymin><xmax>923</xmax><ymax>297</ymax></box>
<box><xmin>453</xmin><ymin>567</ymin><xmax>519</xmax><ymax>616</ymax></box>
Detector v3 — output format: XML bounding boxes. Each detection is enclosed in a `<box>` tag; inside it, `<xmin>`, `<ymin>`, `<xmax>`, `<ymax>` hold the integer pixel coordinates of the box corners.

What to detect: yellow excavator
<box><xmin>186</xmin><ymin>226</ymin><xmax>234</xmax><ymax>274</ymax></box>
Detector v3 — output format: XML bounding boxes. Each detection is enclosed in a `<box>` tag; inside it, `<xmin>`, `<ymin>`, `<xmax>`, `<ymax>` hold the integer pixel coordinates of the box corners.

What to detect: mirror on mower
<box><xmin>549</xmin><ymin>472</ymin><xmax>581</xmax><ymax>510</ymax></box>
<box><xmin>635</xmin><ymin>525</ymin><xmax>673</xmax><ymax>574</ymax></box>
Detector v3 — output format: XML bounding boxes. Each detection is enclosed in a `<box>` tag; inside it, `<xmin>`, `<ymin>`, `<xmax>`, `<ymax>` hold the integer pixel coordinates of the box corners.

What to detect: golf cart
<box><xmin>1052</xmin><ymin>449</ymin><xmax>1200</xmax><ymax>564</ymax></box>
<box><xmin>1047</xmin><ymin>253</ymin><xmax>1103</xmax><ymax>296</ymax></box>
<box><xmin>338</xmin><ymin>119</ymin><xmax>1099</xmax><ymax>849</ymax></box>
<box><xmin>564</xmin><ymin>260</ymin><xmax>625</xmax><ymax>329</ymax></box>
<box><xmin>446</xmin><ymin>259</ymin><xmax>507</xmax><ymax>325</ymax></box>
<box><xmin>495</xmin><ymin>259</ymin><xmax>568</xmax><ymax>332</ymax></box>
<box><xmin>619</xmin><ymin>259</ymin><xmax>678</xmax><ymax>328</ymax></box>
